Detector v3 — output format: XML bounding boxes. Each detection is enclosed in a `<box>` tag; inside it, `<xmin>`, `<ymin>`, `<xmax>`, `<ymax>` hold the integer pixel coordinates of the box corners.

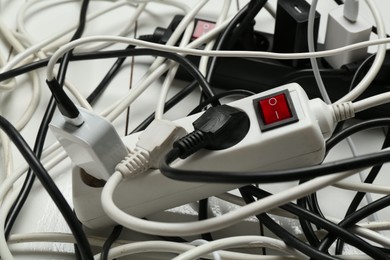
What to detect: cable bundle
<box><xmin>1</xmin><ymin>0</ymin><xmax>390</xmax><ymax>260</ymax></box>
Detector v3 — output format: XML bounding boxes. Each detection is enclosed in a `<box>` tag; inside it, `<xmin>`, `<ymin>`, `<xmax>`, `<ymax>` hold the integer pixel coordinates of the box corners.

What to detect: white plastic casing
<box><xmin>73</xmin><ymin>83</ymin><xmax>329</xmax><ymax>229</ymax></box>
<box><xmin>324</xmin><ymin>5</ymin><xmax>371</xmax><ymax>69</ymax></box>
<box><xmin>50</xmin><ymin>107</ymin><xmax>129</xmax><ymax>181</ymax></box>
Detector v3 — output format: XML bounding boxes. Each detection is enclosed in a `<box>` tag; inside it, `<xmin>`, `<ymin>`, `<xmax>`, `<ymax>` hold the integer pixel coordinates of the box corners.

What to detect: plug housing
<box><xmin>50</xmin><ymin>107</ymin><xmax>128</xmax><ymax>181</ymax></box>
<box><xmin>273</xmin><ymin>0</ymin><xmax>320</xmax><ymax>67</ymax></box>
<box><xmin>324</xmin><ymin>5</ymin><xmax>371</xmax><ymax>68</ymax></box>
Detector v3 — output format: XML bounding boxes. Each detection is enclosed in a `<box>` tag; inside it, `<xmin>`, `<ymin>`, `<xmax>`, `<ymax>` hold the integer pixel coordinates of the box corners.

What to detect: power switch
<box><xmin>254</xmin><ymin>90</ymin><xmax>298</xmax><ymax>131</ymax></box>
<box><xmin>259</xmin><ymin>93</ymin><xmax>291</xmax><ymax>124</ymax></box>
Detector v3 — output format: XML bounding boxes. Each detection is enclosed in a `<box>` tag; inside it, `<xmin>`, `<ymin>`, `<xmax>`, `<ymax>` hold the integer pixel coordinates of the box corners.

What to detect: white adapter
<box><xmin>50</xmin><ymin>107</ymin><xmax>129</xmax><ymax>181</ymax></box>
<box><xmin>72</xmin><ymin>83</ymin><xmax>339</xmax><ymax>229</ymax></box>
<box><xmin>324</xmin><ymin>4</ymin><xmax>371</xmax><ymax>68</ymax></box>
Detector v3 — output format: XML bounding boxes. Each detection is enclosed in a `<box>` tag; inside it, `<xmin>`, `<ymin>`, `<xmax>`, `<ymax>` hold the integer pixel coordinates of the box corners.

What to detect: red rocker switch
<box><xmin>254</xmin><ymin>90</ymin><xmax>298</xmax><ymax>131</ymax></box>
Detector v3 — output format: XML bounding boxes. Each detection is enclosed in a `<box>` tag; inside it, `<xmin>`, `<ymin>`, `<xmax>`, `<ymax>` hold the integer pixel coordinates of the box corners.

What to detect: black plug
<box><xmin>173</xmin><ymin>105</ymin><xmax>250</xmax><ymax>159</ymax></box>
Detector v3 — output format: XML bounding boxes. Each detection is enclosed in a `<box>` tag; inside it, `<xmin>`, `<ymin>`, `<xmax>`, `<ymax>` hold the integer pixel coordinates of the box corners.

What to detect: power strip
<box><xmin>72</xmin><ymin>83</ymin><xmax>331</xmax><ymax>229</ymax></box>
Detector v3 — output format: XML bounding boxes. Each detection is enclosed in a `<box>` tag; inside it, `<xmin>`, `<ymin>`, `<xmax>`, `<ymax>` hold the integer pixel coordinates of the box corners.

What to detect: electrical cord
<box><xmin>205</xmin><ymin>1</ymin><xmax>249</xmax><ymax>85</ymax></box>
<box><xmin>198</xmin><ymin>199</ymin><xmax>214</xmax><ymax>241</ymax></box>
<box><xmin>4</xmin><ymin>0</ymin><xmax>90</xmax><ymax>241</ymax></box>
<box><xmin>0</xmin><ymin>115</ymin><xmax>93</xmax><ymax>260</ymax></box>
<box><xmin>224</xmin><ymin>0</ymin><xmax>268</xmax><ymax>50</ymax></box>
<box><xmin>326</xmin><ymin>118</ymin><xmax>390</xmax><ymax>151</ymax></box>
<box><xmin>160</xmin><ymin>143</ymin><xmax>390</xmax><ymax>183</ymax></box>
<box><xmin>3</xmin><ymin>1</ymin><xmax>390</xmax><ymax>258</ymax></box>
<box><xmin>327</xmin><ymin>120</ymin><xmax>390</xmax><ymax>254</ymax></box>
<box><xmin>44</xmin><ymin>48</ymin><xmax>215</xmax><ymax>104</ymax></box>
<box><xmin>240</xmin><ymin>189</ymin><xmax>339</xmax><ymax>260</ymax></box>
<box><xmin>318</xmin><ymin>194</ymin><xmax>390</xmax><ymax>255</ymax></box>
<box><xmin>100</xmin><ymin>225</ymin><xmax>123</xmax><ymax>260</ymax></box>
<box><xmin>241</xmin><ymin>186</ymin><xmax>390</xmax><ymax>260</ymax></box>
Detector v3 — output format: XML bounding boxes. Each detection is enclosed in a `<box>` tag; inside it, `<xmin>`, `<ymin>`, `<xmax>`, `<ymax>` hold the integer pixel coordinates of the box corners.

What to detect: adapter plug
<box><xmin>50</xmin><ymin>107</ymin><xmax>128</xmax><ymax>181</ymax></box>
<box><xmin>324</xmin><ymin>4</ymin><xmax>371</xmax><ymax>68</ymax></box>
<box><xmin>273</xmin><ymin>0</ymin><xmax>320</xmax><ymax>67</ymax></box>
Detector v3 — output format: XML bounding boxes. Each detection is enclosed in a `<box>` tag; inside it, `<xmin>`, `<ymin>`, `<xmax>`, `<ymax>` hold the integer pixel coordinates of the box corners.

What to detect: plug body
<box><xmin>50</xmin><ymin>107</ymin><xmax>128</xmax><ymax>181</ymax></box>
<box><xmin>73</xmin><ymin>83</ymin><xmax>334</xmax><ymax>229</ymax></box>
<box><xmin>324</xmin><ymin>5</ymin><xmax>371</xmax><ymax>68</ymax></box>
<box><xmin>273</xmin><ymin>0</ymin><xmax>320</xmax><ymax>67</ymax></box>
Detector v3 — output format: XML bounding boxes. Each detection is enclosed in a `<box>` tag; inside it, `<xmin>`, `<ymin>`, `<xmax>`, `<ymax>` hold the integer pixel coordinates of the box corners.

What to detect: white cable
<box><xmin>172</xmin><ymin>236</ymin><xmax>306</xmax><ymax>260</ymax></box>
<box><xmin>351</xmin><ymin>226</ymin><xmax>390</xmax><ymax>248</ymax></box>
<box><xmin>198</xmin><ymin>0</ymin><xmax>231</xmax><ymax>76</ymax></box>
<box><xmin>45</xmin><ymin>35</ymin><xmax>390</xmax><ymax>81</ymax></box>
<box><xmin>0</xmin><ymin>0</ymin><xmax>139</xmax><ymax>75</ymax></box>
<box><xmin>8</xmin><ymin>232</ymin><xmax>108</xmax><ymax>247</ymax></box>
<box><xmin>215</xmin><ymin>193</ymin><xmax>296</xmax><ymax>219</ymax></box>
<box><xmin>335</xmin><ymin>0</ymin><xmax>387</xmax><ymax>104</ymax></box>
<box><xmin>264</xmin><ymin>2</ymin><xmax>276</xmax><ymax>18</ymax></box>
<box><xmin>101</xmin><ymin>0</ymin><xmax>215</xmax><ymax>121</ymax></box>
<box><xmin>155</xmin><ymin>0</ymin><xmax>232</xmax><ymax>120</ymax></box>
<box><xmin>0</xmin><ymin>131</ymin><xmax>13</xmax><ymax>182</ymax></box>
<box><xmin>101</xmin><ymin>168</ymin><xmax>359</xmax><ymax>237</ymax></box>
<box><xmin>0</xmin><ymin>150</ymin><xmax>68</xmax><ymax>260</ymax></box>
<box><xmin>190</xmin><ymin>240</ymin><xmax>221</xmax><ymax>260</ymax></box>
<box><xmin>352</xmin><ymin>91</ymin><xmax>390</xmax><ymax>113</ymax></box>
<box><xmin>155</xmin><ymin>14</ymin><xmax>196</xmax><ymax>120</ymax></box>
<box><xmin>334</xmin><ymin>180</ymin><xmax>390</xmax><ymax>194</ymax></box>
<box><xmin>16</xmin><ymin>0</ymin><xmax>145</xmax><ymax>53</ymax></box>
<box><xmin>94</xmin><ymin>240</ymin><xmax>300</xmax><ymax>260</ymax></box>
<box><xmin>308</xmin><ymin>0</ymin><xmax>331</xmax><ymax>104</ymax></box>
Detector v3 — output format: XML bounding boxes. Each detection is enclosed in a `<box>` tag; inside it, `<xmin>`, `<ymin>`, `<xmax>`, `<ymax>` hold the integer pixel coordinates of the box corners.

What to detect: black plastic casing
<box><xmin>273</xmin><ymin>0</ymin><xmax>320</xmax><ymax>67</ymax></box>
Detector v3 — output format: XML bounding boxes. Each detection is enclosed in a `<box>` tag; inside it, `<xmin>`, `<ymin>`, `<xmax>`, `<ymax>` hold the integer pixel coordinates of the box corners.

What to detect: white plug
<box><xmin>50</xmin><ymin>107</ymin><xmax>129</xmax><ymax>181</ymax></box>
<box><xmin>324</xmin><ymin>2</ymin><xmax>371</xmax><ymax>68</ymax></box>
<box><xmin>344</xmin><ymin>0</ymin><xmax>359</xmax><ymax>22</ymax></box>
<box><xmin>72</xmin><ymin>83</ymin><xmax>350</xmax><ymax>229</ymax></box>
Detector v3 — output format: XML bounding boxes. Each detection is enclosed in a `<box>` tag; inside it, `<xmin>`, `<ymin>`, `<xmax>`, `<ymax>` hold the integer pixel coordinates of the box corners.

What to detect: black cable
<box><xmin>318</xmin><ymin>194</ymin><xmax>390</xmax><ymax>254</ymax></box>
<box><xmin>225</xmin><ymin>0</ymin><xmax>268</xmax><ymax>50</ymax></box>
<box><xmin>296</xmin><ymin>197</ymin><xmax>321</xmax><ymax>247</ymax></box>
<box><xmin>326</xmin><ymin>118</ymin><xmax>390</xmax><ymax>151</ymax></box>
<box><xmin>205</xmin><ymin>2</ymin><xmax>249</xmax><ymax>84</ymax></box>
<box><xmin>241</xmin><ymin>186</ymin><xmax>390</xmax><ymax>260</ymax></box>
<box><xmin>46</xmin><ymin>0</ymin><xmax>90</xmax><ymax>121</ymax></box>
<box><xmin>298</xmin><ymin>117</ymin><xmax>390</xmax><ymax>252</ymax></box>
<box><xmin>4</xmin><ymin>0</ymin><xmax>90</xmax><ymax>246</ymax></box>
<box><xmin>87</xmin><ymin>44</ymin><xmax>135</xmax><ymax>105</ymax></box>
<box><xmin>0</xmin><ymin>116</ymin><xmax>93</xmax><ymax>260</ymax></box>
<box><xmin>335</xmin><ymin>127</ymin><xmax>390</xmax><ymax>254</ymax></box>
<box><xmin>239</xmin><ymin>189</ymin><xmax>340</xmax><ymax>260</ymax></box>
<box><xmin>161</xmin><ymin>141</ymin><xmax>390</xmax><ymax>183</ymax></box>
<box><xmin>101</xmin><ymin>225</ymin><xmax>123</xmax><ymax>260</ymax></box>
<box><xmin>42</xmin><ymin>48</ymin><xmax>215</xmax><ymax>101</ymax></box>
<box><xmin>198</xmin><ymin>199</ymin><xmax>213</xmax><ymax>241</ymax></box>
<box><xmin>1</xmin><ymin>48</ymin><xmax>211</xmax><ymax>95</ymax></box>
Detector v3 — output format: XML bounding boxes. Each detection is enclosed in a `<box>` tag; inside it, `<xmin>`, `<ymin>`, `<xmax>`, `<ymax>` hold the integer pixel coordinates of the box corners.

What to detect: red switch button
<box><xmin>259</xmin><ymin>93</ymin><xmax>292</xmax><ymax>125</ymax></box>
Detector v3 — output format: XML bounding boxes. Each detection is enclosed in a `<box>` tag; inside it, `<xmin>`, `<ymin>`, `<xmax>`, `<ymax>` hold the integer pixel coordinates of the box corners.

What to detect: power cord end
<box><xmin>173</xmin><ymin>105</ymin><xmax>250</xmax><ymax>159</ymax></box>
<box><xmin>46</xmin><ymin>79</ymin><xmax>84</xmax><ymax>126</ymax></box>
<box><xmin>115</xmin><ymin>120</ymin><xmax>187</xmax><ymax>178</ymax></box>
<box><xmin>50</xmin><ymin>107</ymin><xmax>128</xmax><ymax>180</ymax></box>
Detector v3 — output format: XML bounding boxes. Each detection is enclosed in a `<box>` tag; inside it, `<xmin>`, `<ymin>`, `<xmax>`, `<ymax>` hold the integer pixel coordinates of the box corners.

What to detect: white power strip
<box><xmin>72</xmin><ymin>83</ymin><xmax>333</xmax><ymax>229</ymax></box>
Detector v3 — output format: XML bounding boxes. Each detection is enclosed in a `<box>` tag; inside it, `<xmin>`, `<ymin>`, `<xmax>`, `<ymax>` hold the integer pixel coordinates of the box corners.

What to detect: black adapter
<box><xmin>273</xmin><ymin>0</ymin><xmax>320</xmax><ymax>67</ymax></box>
